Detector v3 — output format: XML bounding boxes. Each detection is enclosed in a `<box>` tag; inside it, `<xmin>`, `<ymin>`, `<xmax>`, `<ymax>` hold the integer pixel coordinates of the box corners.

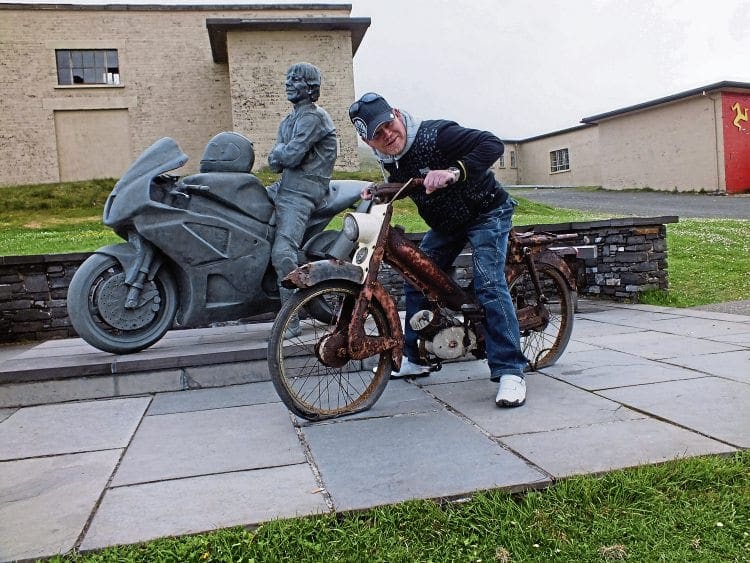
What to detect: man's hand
<box><xmin>360</xmin><ymin>183</ymin><xmax>376</xmax><ymax>200</ymax></box>
<box><xmin>424</xmin><ymin>169</ymin><xmax>458</xmax><ymax>194</ymax></box>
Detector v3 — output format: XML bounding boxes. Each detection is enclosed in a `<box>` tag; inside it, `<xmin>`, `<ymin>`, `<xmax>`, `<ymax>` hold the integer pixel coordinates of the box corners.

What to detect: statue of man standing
<box><xmin>267</xmin><ymin>62</ymin><xmax>338</xmax><ymax>337</ymax></box>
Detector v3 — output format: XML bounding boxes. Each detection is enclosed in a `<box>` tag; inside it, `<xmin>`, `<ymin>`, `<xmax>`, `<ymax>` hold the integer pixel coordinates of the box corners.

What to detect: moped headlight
<box><xmin>343</xmin><ymin>213</ymin><xmax>359</xmax><ymax>241</ymax></box>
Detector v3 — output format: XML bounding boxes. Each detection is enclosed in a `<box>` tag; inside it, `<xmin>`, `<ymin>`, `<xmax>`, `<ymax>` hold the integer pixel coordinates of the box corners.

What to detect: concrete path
<box><xmin>508</xmin><ymin>186</ymin><xmax>750</xmax><ymax>219</ymax></box>
<box><xmin>1</xmin><ymin>300</ymin><xmax>748</xmax><ymax>561</ymax></box>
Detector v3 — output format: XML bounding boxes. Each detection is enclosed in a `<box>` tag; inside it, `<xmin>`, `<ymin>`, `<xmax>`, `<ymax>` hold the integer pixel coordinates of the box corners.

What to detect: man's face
<box><xmin>364</xmin><ymin>109</ymin><xmax>407</xmax><ymax>155</ymax></box>
<box><xmin>285</xmin><ymin>72</ymin><xmax>310</xmax><ymax>103</ymax></box>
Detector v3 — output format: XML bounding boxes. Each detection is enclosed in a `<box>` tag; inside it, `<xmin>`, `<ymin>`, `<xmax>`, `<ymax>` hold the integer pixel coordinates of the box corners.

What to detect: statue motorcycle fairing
<box><xmin>67</xmin><ymin>132</ymin><xmax>366</xmax><ymax>354</ymax></box>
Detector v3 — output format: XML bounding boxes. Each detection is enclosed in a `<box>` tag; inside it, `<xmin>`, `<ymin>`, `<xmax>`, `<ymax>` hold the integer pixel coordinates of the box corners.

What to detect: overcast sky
<box><xmin>14</xmin><ymin>0</ymin><xmax>750</xmax><ymax>138</ymax></box>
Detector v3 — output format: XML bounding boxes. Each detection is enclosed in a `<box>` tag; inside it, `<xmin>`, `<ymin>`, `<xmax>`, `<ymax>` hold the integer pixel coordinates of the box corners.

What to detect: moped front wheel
<box><xmin>508</xmin><ymin>264</ymin><xmax>573</xmax><ymax>369</ymax></box>
<box><xmin>268</xmin><ymin>281</ymin><xmax>393</xmax><ymax>421</ymax></box>
<box><xmin>67</xmin><ymin>253</ymin><xmax>178</xmax><ymax>354</ymax></box>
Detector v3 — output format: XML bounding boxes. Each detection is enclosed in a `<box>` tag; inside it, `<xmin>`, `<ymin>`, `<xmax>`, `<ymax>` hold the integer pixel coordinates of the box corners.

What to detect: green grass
<box><xmin>47</xmin><ymin>451</ymin><xmax>750</xmax><ymax>562</ymax></box>
<box><xmin>1</xmin><ymin>178</ymin><xmax>748</xmax><ymax>307</ymax></box>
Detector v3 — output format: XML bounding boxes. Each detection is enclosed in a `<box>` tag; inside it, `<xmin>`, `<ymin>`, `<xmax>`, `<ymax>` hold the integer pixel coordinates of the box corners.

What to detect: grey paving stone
<box><xmin>302</xmin><ymin>410</ymin><xmax>548</xmax><ymax>512</ymax></box>
<box><xmin>148</xmin><ymin>381</ymin><xmax>280</xmax><ymax>415</ymax></box>
<box><xmin>409</xmin><ymin>359</ymin><xmax>490</xmax><ymax>386</ymax></box>
<box><xmin>540</xmin><ymin>349</ymin><xmax>707</xmax><ymax>390</ymax></box>
<box><xmin>81</xmin><ymin>463</ymin><xmax>328</xmax><ymax>551</ymax></box>
<box><xmin>294</xmin><ymin>379</ymin><xmax>440</xmax><ymax>426</ymax></box>
<box><xmin>502</xmin><ymin>417</ymin><xmax>736</xmax><ymax>479</ymax></box>
<box><xmin>0</xmin><ymin>408</ymin><xmax>16</xmax><ymax>423</ymax></box>
<box><xmin>663</xmin><ymin>350</ymin><xmax>750</xmax><ymax>384</ymax></box>
<box><xmin>0</xmin><ymin>450</ymin><xmax>121</xmax><ymax>562</ymax></box>
<box><xmin>184</xmin><ymin>359</ymin><xmax>271</xmax><ymax>386</ymax></box>
<box><xmin>427</xmin><ymin>373</ymin><xmax>643</xmax><ymax>437</ymax></box>
<box><xmin>582</xmin><ymin>331</ymin><xmax>742</xmax><ymax>360</ymax></box>
<box><xmin>706</xmin><ymin>331</ymin><xmax>750</xmax><ymax>346</ymax></box>
<box><xmin>0</xmin><ymin>398</ymin><xmax>149</xmax><ymax>460</ymax></box>
<box><xmin>598</xmin><ymin>377</ymin><xmax>750</xmax><ymax>448</ymax></box>
<box><xmin>0</xmin><ymin>371</ymin><xmax>183</xmax><ymax>409</ymax></box>
<box><xmin>569</xmin><ymin>317</ymin><xmax>644</xmax><ymax>339</ymax></box>
<box><xmin>558</xmin><ymin>338</ymin><xmax>600</xmax><ymax>354</ymax></box>
<box><xmin>113</xmin><ymin>402</ymin><xmax>304</xmax><ymax>486</ymax></box>
<box><xmin>577</xmin><ymin>309</ymin><xmax>682</xmax><ymax>328</ymax></box>
<box><xmin>646</xmin><ymin>316</ymin><xmax>750</xmax><ymax>339</ymax></box>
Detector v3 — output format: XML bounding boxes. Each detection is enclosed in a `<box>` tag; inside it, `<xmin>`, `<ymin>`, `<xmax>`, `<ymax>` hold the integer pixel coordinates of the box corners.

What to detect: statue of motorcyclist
<box><xmin>267</xmin><ymin>62</ymin><xmax>338</xmax><ymax>338</ymax></box>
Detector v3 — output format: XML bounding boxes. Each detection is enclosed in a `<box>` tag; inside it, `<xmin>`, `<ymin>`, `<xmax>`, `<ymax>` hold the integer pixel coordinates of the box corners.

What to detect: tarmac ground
<box><xmin>1</xmin><ymin>299</ymin><xmax>748</xmax><ymax>561</ymax></box>
<box><xmin>508</xmin><ymin>186</ymin><xmax>750</xmax><ymax>219</ymax></box>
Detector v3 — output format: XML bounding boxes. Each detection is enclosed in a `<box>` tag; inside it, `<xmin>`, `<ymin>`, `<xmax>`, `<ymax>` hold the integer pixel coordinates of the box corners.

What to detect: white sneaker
<box><xmin>379</xmin><ymin>358</ymin><xmax>430</xmax><ymax>379</ymax></box>
<box><xmin>495</xmin><ymin>375</ymin><xmax>526</xmax><ymax>407</ymax></box>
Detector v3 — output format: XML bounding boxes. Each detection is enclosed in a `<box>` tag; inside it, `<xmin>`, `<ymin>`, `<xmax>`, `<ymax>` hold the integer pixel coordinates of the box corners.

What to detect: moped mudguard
<box><xmin>282</xmin><ymin>260</ymin><xmax>404</xmax><ymax>371</ymax></box>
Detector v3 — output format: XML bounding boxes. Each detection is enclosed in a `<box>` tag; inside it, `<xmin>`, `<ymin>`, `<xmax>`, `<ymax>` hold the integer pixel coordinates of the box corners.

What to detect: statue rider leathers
<box><xmin>267</xmin><ymin>62</ymin><xmax>337</xmax><ymax>337</ymax></box>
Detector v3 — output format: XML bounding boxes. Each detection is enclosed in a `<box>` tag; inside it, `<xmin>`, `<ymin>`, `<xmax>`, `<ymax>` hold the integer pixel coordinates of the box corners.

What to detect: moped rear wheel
<box><xmin>508</xmin><ymin>264</ymin><xmax>573</xmax><ymax>369</ymax></box>
<box><xmin>268</xmin><ymin>281</ymin><xmax>393</xmax><ymax>421</ymax></box>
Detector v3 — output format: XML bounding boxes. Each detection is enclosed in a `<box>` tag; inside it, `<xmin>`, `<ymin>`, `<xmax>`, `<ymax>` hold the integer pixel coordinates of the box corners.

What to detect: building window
<box><xmin>510</xmin><ymin>150</ymin><xmax>517</xmax><ymax>169</ymax></box>
<box><xmin>497</xmin><ymin>154</ymin><xmax>505</xmax><ymax>168</ymax></box>
<box><xmin>550</xmin><ymin>148</ymin><xmax>570</xmax><ymax>173</ymax></box>
<box><xmin>56</xmin><ymin>49</ymin><xmax>120</xmax><ymax>85</ymax></box>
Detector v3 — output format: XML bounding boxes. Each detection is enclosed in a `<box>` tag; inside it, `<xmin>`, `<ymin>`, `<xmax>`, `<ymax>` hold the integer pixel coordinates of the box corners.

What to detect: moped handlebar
<box><xmin>367</xmin><ymin>178</ymin><xmax>424</xmax><ymax>202</ymax></box>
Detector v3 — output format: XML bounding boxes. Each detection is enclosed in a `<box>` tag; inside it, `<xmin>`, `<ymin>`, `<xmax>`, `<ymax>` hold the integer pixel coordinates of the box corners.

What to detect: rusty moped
<box><xmin>268</xmin><ymin>179</ymin><xmax>577</xmax><ymax>420</ymax></box>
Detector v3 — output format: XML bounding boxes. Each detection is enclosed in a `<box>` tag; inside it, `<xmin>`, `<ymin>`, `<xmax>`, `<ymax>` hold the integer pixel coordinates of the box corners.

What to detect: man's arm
<box><xmin>436</xmin><ymin>122</ymin><xmax>504</xmax><ymax>181</ymax></box>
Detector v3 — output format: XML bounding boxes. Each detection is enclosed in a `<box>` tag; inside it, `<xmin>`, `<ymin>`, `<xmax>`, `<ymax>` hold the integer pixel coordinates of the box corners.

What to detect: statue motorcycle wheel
<box><xmin>67</xmin><ymin>132</ymin><xmax>366</xmax><ymax>354</ymax></box>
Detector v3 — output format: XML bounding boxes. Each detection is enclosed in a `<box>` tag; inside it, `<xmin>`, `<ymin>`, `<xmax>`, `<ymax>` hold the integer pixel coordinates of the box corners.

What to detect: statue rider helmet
<box><xmin>199</xmin><ymin>131</ymin><xmax>255</xmax><ymax>173</ymax></box>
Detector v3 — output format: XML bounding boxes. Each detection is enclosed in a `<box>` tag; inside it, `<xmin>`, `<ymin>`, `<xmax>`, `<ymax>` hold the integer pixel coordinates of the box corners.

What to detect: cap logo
<box><xmin>352</xmin><ymin>117</ymin><xmax>368</xmax><ymax>138</ymax></box>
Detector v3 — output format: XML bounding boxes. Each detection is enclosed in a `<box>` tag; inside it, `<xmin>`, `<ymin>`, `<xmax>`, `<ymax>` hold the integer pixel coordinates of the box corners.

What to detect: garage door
<box><xmin>54</xmin><ymin>109</ymin><xmax>131</xmax><ymax>182</ymax></box>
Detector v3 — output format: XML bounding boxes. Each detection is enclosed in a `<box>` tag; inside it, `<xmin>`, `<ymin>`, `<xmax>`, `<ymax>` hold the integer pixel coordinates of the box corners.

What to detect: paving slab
<box><xmin>293</xmin><ymin>378</ymin><xmax>441</xmax><ymax>426</ymax></box>
<box><xmin>0</xmin><ymin>370</ymin><xmax>184</xmax><ymax>409</ymax></box>
<box><xmin>113</xmin><ymin>402</ymin><xmax>303</xmax><ymax>486</ymax></box>
<box><xmin>425</xmin><ymin>372</ymin><xmax>643</xmax><ymax>437</ymax></box>
<box><xmin>645</xmin><ymin>316</ymin><xmax>750</xmax><ymax>339</ymax></box>
<box><xmin>576</xmin><ymin>308</ymin><xmax>683</xmax><ymax>328</ymax></box>
<box><xmin>581</xmin><ymin>330</ymin><xmax>743</xmax><ymax>360</ymax></box>
<box><xmin>567</xmin><ymin>317</ymin><xmax>645</xmax><ymax>339</ymax></box>
<box><xmin>0</xmin><ymin>450</ymin><xmax>121</xmax><ymax>562</ymax></box>
<box><xmin>501</xmin><ymin>417</ymin><xmax>736</xmax><ymax>479</ymax></box>
<box><xmin>81</xmin><ymin>463</ymin><xmax>328</xmax><ymax>551</ymax></box>
<box><xmin>0</xmin><ymin>397</ymin><xmax>149</xmax><ymax>460</ymax></box>
<box><xmin>539</xmin><ymin>348</ymin><xmax>708</xmax><ymax>390</ymax></box>
<box><xmin>661</xmin><ymin>350</ymin><xmax>750</xmax><ymax>384</ymax></box>
<box><xmin>302</xmin><ymin>410</ymin><xmax>548</xmax><ymax>512</ymax></box>
<box><xmin>148</xmin><ymin>381</ymin><xmax>281</xmax><ymax>415</ymax></box>
<box><xmin>0</xmin><ymin>408</ymin><xmax>15</xmax><ymax>423</ymax></box>
<box><xmin>598</xmin><ymin>377</ymin><xmax>750</xmax><ymax>448</ymax></box>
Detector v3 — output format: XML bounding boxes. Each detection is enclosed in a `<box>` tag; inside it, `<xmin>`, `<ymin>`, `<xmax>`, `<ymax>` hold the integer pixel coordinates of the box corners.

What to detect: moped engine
<box><xmin>409</xmin><ymin>309</ymin><xmax>477</xmax><ymax>360</ymax></box>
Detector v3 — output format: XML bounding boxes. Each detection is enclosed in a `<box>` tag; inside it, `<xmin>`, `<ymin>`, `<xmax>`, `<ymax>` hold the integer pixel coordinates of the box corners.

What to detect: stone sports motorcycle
<box><xmin>67</xmin><ymin>132</ymin><xmax>368</xmax><ymax>354</ymax></box>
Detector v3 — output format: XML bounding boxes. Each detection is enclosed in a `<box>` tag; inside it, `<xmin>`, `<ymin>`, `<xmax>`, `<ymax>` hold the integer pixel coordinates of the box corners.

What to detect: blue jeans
<box><xmin>403</xmin><ymin>198</ymin><xmax>527</xmax><ymax>379</ymax></box>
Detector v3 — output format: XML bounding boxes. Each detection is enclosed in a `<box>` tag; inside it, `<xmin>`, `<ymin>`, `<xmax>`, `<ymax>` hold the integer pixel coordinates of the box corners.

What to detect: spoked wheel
<box><xmin>509</xmin><ymin>264</ymin><xmax>573</xmax><ymax>369</ymax></box>
<box><xmin>268</xmin><ymin>281</ymin><xmax>393</xmax><ymax>421</ymax></box>
<box><xmin>67</xmin><ymin>253</ymin><xmax>178</xmax><ymax>354</ymax></box>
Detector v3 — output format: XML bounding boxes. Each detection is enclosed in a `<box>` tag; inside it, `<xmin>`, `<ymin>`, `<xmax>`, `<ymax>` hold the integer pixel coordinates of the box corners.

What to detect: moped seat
<box><xmin>180</xmin><ymin>172</ymin><xmax>274</xmax><ymax>224</ymax></box>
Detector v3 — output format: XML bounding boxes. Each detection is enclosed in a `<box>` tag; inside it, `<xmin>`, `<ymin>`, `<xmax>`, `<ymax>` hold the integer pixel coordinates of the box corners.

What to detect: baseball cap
<box><xmin>348</xmin><ymin>92</ymin><xmax>396</xmax><ymax>140</ymax></box>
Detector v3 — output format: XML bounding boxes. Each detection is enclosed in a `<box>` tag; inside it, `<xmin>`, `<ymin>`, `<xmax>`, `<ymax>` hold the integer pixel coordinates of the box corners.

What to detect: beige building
<box><xmin>0</xmin><ymin>2</ymin><xmax>369</xmax><ymax>186</ymax></box>
<box><xmin>1</xmin><ymin>3</ymin><xmax>749</xmax><ymax>195</ymax></box>
<box><xmin>497</xmin><ymin>81</ymin><xmax>750</xmax><ymax>194</ymax></box>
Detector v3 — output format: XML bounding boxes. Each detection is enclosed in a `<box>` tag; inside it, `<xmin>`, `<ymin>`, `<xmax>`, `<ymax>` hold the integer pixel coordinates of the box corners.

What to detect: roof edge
<box><xmin>206</xmin><ymin>16</ymin><xmax>370</xmax><ymax>62</ymax></box>
<box><xmin>582</xmin><ymin>80</ymin><xmax>750</xmax><ymax>123</ymax></box>
<box><xmin>0</xmin><ymin>3</ymin><xmax>352</xmax><ymax>11</ymax></box>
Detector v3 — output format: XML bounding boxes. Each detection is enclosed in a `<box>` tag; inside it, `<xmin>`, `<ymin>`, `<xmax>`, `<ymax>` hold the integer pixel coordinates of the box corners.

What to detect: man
<box><xmin>349</xmin><ymin>92</ymin><xmax>527</xmax><ymax>407</ymax></box>
<box><xmin>268</xmin><ymin>62</ymin><xmax>337</xmax><ymax>337</ymax></box>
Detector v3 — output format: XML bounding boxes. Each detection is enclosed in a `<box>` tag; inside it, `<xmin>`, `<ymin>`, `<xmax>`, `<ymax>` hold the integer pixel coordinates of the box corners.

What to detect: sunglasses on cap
<box><xmin>348</xmin><ymin>92</ymin><xmax>386</xmax><ymax>119</ymax></box>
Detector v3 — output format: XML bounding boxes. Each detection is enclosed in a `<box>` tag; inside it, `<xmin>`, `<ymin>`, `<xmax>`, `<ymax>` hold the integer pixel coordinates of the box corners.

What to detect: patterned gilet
<box><xmin>384</xmin><ymin>120</ymin><xmax>503</xmax><ymax>233</ymax></box>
